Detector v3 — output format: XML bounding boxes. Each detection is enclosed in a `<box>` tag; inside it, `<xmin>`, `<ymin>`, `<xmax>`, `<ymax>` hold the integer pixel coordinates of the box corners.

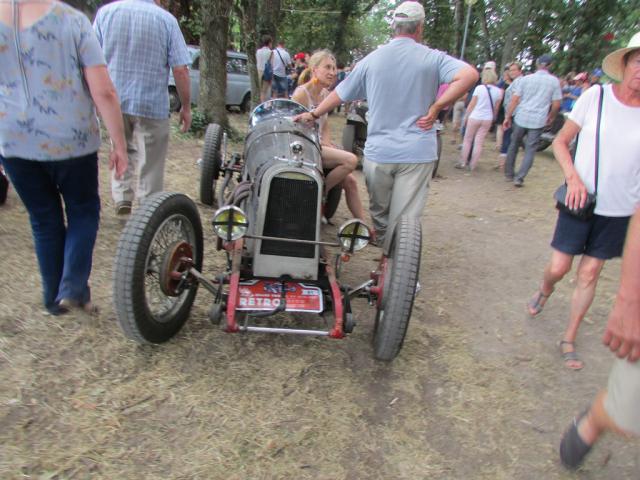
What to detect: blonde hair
<box><xmin>298</xmin><ymin>49</ymin><xmax>336</xmax><ymax>85</ymax></box>
<box><xmin>481</xmin><ymin>69</ymin><xmax>498</xmax><ymax>85</ymax></box>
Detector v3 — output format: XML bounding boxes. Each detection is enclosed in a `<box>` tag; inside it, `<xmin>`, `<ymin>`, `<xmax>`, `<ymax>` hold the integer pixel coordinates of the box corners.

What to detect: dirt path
<box><xmin>0</xmin><ymin>114</ymin><xmax>638</xmax><ymax>479</ymax></box>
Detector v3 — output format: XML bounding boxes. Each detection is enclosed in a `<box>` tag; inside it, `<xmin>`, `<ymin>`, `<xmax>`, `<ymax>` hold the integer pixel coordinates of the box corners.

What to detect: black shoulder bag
<box><xmin>553</xmin><ymin>85</ymin><xmax>603</xmax><ymax>221</ymax></box>
<box><xmin>484</xmin><ymin>85</ymin><xmax>497</xmax><ymax>132</ymax></box>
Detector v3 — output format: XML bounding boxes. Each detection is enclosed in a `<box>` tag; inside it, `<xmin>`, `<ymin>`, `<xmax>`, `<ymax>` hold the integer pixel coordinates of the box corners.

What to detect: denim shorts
<box><xmin>551</xmin><ymin>210</ymin><xmax>630</xmax><ymax>259</ymax></box>
<box><xmin>272</xmin><ymin>75</ymin><xmax>288</xmax><ymax>95</ymax></box>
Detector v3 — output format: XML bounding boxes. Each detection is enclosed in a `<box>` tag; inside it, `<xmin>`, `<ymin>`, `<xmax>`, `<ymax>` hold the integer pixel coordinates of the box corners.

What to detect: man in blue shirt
<box><xmin>94</xmin><ymin>0</ymin><xmax>191</xmax><ymax>214</ymax></box>
<box><xmin>503</xmin><ymin>54</ymin><xmax>562</xmax><ymax>187</ymax></box>
<box><xmin>295</xmin><ymin>1</ymin><xmax>477</xmax><ymax>243</ymax></box>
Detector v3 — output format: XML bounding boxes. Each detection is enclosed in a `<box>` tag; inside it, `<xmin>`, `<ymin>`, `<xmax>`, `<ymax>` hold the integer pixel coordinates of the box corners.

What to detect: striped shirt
<box><xmin>93</xmin><ymin>0</ymin><xmax>190</xmax><ymax>119</ymax></box>
<box><xmin>512</xmin><ymin>69</ymin><xmax>562</xmax><ymax>129</ymax></box>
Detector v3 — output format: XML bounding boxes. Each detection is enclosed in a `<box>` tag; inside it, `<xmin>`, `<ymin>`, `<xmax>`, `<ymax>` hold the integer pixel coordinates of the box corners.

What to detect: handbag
<box><xmin>553</xmin><ymin>85</ymin><xmax>603</xmax><ymax>221</ymax></box>
<box><xmin>484</xmin><ymin>85</ymin><xmax>497</xmax><ymax>132</ymax></box>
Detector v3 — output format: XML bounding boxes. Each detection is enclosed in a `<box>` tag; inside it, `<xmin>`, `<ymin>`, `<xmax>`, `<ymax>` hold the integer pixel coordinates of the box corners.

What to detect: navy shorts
<box><xmin>551</xmin><ymin>211</ymin><xmax>631</xmax><ymax>259</ymax></box>
<box><xmin>272</xmin><ymin>75</ymin><xmax>288</xmax><ymax>95</ymax></box>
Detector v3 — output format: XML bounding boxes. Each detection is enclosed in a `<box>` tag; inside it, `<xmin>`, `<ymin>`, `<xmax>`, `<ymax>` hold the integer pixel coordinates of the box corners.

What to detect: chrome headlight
<box><xmin>337</xmin><ymin>219</ymin><xmax>371</xmax><ymax>253</ymax></box>
<box><xmin>212</xmin><ymin>206</ymin><xmax>249</xmax><ymax>241</ymax></box>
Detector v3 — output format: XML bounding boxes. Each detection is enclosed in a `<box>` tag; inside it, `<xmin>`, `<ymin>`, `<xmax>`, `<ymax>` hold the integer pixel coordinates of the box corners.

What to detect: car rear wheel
<box><xmin>373</xmin><ymin>215</ymin><xmax>421</xmax><ymax>361</ymax></box>
<box><xmin>169</xmin><ymin>88</ymin><xmax>181</xmax><ymax>113</ymax></box>
<box><xmin>432</xmin><ymin>134</ymin><xmax>442</xmax><ymax>178</ymax></box>
<box><xmin>199</xmin><ymin>123</ymin><xmax>223</xmax><ymax>206</ymax></box>
<box><xmin>240</xmin><ymin>94</ymin><xmax>251</xmax><ymax>113</ymax></box>
<box><xmin>113</xmin><ymin>192</ymin><xmax>203</xmax><ymax>344</ymax></box>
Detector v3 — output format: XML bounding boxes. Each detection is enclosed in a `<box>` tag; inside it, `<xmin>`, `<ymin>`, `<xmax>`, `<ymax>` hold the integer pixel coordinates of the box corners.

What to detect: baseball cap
<box><xmin>294</xmin><ymin>52</ymin><xmax>306</xmax><ymax>61</ymax></box>
<box><xmin>591</xmin><ymin>68</ymin><xmax>603</xmax><ymax>78</ymax></box>
<box><xmin>392</xmin><ymin>1</ymin><xmax>425</xmax><ymax>23</ymax></box>
<box><xmin>538</xmin><ymin>54</ymin><xmax>553</xmax><ymax>65</ymax></box>
<box><xmin>483</xmin><ymin>61</ymin><xmax>496</xmax><ymax>70</ymax></box>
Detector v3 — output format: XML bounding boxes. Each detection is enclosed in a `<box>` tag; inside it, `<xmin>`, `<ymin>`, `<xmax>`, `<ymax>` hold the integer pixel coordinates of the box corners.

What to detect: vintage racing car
<box><xmin>112</xmin><ymin>99</ymin><xmax>422</xmax><ymax>361</ymax></box>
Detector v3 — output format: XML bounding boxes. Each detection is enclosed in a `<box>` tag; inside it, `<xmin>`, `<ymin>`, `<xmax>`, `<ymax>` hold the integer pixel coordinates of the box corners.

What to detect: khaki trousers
<box><xmin>363</xmin><ymin>158</ymin><xmax>434</xmax><ymax>243</ymax></box>
<box><xmin>111</xmin><ymin>114</ymin><xmax>169</xmax><ymax>204</ymax></box>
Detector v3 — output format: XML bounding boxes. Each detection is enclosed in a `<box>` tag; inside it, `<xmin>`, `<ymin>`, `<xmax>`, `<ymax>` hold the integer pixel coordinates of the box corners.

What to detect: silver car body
<box><xmin>243</xmin><ymin>100</ymin><xmax>323</xmax><ymax>280</ymax></box>
<box><xmin>169</xmin><ymin>47</ymin><xmax>251</xmax><ymax>109</ymax></box>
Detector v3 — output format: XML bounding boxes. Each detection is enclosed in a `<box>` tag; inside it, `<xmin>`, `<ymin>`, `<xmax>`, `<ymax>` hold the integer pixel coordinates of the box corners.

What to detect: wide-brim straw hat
<box><xmin>602</xmin><ymin>31</ymin><xmax>640</xmax><ymax>82</ymax></box>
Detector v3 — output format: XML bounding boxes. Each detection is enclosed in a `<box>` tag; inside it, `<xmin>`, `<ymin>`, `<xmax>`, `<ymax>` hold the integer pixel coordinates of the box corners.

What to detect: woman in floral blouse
<box><xmin>0</xmin><ymin>0</ymin><xmax>127</xmax><ymax>314</ymax></box>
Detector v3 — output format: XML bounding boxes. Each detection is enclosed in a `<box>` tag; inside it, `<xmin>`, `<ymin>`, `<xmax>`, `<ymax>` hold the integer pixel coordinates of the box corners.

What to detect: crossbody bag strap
<box><xmin>484</xmin><ymin>85</ymin><xmax>495</xmax><ymax>120</ymax></box>
<box><xmin>275</xmin><ymin>48</ymin><xmax>286</xmax><ymax>71</ymax></box>
<box><xmin>594</xmin><ymin>84</ymin><xmax>604</xmax><ymax>195</ymax></box>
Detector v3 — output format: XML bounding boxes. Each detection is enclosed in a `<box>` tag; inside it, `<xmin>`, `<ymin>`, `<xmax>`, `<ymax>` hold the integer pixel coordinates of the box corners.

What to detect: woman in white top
<box><xmin>527</xmin><ymin>40</ymin><xmax>640</xmax><ymax>371</ymax></box>
<box><xmin>291</xmin><ymin>50</ymin><xmax>366</xmax><ymax>221</ymax></box>
<box><xmin>456</xmin><ymin>69</ymin><xmax>503</xmax><ymax>171</ymax></box>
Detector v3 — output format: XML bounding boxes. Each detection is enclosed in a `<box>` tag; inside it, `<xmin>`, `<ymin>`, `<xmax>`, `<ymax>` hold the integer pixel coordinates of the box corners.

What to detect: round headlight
<box><xmin>212</xmin><ymin>206</ymin><xmax>249</xmax><ymax>241</ymax></box>
<box><xmin>337</xmin><ymin>219</ymin><xmax>371</xmax><ymax>253</ymax></box>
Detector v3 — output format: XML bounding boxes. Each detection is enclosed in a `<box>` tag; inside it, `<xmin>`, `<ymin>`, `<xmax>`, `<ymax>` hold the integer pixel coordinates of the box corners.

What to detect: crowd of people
<box><xmin>0</xmin><ymin>0</ymin><xmax>638</xmax><ymax>472</ymax></box>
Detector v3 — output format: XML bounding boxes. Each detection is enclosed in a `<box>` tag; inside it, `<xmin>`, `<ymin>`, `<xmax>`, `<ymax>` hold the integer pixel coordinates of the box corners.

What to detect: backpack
<box><xmin>262</xmin><ymin>51</ymin><xmax>273</xmax><ymax>82</ymax></box>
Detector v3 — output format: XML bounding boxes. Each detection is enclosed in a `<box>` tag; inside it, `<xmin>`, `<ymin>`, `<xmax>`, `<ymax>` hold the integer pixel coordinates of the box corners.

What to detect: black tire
<box><xmin>342</xmin><ymin>124</ymin><xmax>355</xmax><ymax>153</ymax></box>
<box><xmin>324</xmin><ymin>185</ymin><xmax>342</xmax><ymax>221</ymax></box>
<box><xmin>169</xmin><ymin>88</ymin><xmax>181</xmax><ymax>113</ymax></box>
<box><xmin>432</xmin><ymin>134</ymin><xmax>442</xmax><ymax>178</ymax></box>
<box><xmin>199</xmin><ymin>123</ymin><xmax>223</xmax><ymax>206</ymax></box>
<box><xmin>0</xmin><ymin>169</ymin><xmax>8</xmax><ymax>205</ymax></box>
<box><xmin>113</xmin><ymin>192</ymin><xmax>203</xmax><ymax>344</ymax></box>
<box><xmin>240</xmin><ymin>94</ymin><xmax>251</xmax><ymax>113</ymax></box>
<box><xmin>373</xmin><ymin>216</ymin><xmax>421</xmax><ymax>361</ymax></box>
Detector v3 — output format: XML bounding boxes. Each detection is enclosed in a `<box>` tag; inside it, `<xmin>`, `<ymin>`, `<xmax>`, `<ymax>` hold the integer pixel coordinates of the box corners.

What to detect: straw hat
<box><xmin>602</xmin><ymin>31</ymin><xmax>640</xmax><ymax>82</ymax></box>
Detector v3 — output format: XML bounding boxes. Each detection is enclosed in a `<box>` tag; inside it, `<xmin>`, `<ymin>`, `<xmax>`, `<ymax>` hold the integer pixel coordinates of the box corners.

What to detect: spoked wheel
<box><xmin>200</xmin><ymin>123</ymin><xmax>223</xmax><ymax>206</ymax></box>
<box><xmin>113</xmin><ymin>192</ymin><xmax>203</xmax><ymax>344</ymax></box>
<box><xmin>373</xmin><ymin>216</ymin><xmax>421</xmax><ymax>361</ymax></box>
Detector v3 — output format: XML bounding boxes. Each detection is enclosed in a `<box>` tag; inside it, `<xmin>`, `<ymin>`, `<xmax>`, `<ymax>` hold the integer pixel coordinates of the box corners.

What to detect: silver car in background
<box><xmin>169</xmin><ymin>47</ymin><xmax>252</xmax><ymax>113</ymax></box>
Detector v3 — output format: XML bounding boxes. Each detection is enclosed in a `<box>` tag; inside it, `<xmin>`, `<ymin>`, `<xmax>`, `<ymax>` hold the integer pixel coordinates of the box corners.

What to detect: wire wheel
<box><xmin>113</xmin><ymin>192</ymin><xmax>203</xmax><ymax>344</ymax></box>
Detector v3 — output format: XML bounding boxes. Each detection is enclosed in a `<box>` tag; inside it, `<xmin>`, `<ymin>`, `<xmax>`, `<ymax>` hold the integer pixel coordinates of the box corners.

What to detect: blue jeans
<box><xmin>500</xmin><ymin>127</ymin><xmax>513</xmax><ymax>155</ymax></box>
<box><xmin>1</xmin><ymin>153</ymin><xmax>100</xmax><ymax>313</ymax></box>
<box><xmin>505</xmin><ymin>122</ymin><xmax>543</xmax><ymax>181</ymax></box>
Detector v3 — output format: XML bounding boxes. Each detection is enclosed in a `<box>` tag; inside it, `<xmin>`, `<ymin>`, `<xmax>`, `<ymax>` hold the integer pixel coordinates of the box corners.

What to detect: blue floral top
<box><xmin>0</xmin><ymin>2</ymin><xmax>106</xmax><ymax>161</ymax></box>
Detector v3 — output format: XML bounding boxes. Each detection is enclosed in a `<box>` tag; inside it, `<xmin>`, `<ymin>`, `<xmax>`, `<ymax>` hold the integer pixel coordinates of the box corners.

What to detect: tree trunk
<box><xmin>237</xmin><ymin>0</ymin><xmax>260</xmax><ymax>108</ymax></box>
<box><xmin>200</xmin><ymin>0</ymin><xmax>233</xmax><ymax>129</ymax></box>
<box><xmin>332</xmin><ymin>3</ymin><xmax>354</xmax><ymax>65</ymax></box>
<box><xmin>499</xmin><ymin>2</ymin><xmax>530</xmax><ymax>70</ymax></box>
<box><xmin>479</xmin><ymin>1</ymin><xmax>493</xmax><ymax>61</ymax></box>
<box><xmin>258</xmin><ymin>0</ymin><xmax>281</xmax><ymax>43</ymax></box>
<box><xmin>454</xmin><ymin>0</ymin><xmax>464</xmax><ymax>57</ymax></box>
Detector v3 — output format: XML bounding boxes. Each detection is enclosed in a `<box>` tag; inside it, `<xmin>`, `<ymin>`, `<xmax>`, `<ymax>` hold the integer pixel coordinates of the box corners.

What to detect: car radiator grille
<box><xmin>261</xmin><ymin>176</ymin><xmax>317</xmax><ymax>258</ymax></box>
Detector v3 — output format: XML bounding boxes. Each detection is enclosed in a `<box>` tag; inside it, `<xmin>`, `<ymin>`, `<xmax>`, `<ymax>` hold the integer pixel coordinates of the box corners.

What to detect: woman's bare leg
<box><xmin>342</xmin><ymin>173</ymin><xmax>366</xmax><ymax>220</ymax></box>
<box><xmin>322</xmin><ymin>146</ymin><xmax>357</xmax><ymax>192</ymax></box>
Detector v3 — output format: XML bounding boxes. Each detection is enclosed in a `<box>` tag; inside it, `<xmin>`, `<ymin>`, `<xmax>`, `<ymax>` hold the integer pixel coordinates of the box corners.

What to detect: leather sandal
<box><xmin>527</xmin><ymin>288</ymin><xmax>553</xmax><ymax>316</ymax></box>
<box><xmin>559</xmin><ymin>340</ymin><xmax>584</xmax><ymax>370</ymax></box>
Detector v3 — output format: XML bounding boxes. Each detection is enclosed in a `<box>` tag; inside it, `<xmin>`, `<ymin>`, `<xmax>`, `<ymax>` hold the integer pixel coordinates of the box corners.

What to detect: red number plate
<box><xmin>236</xmin><ymin>280</ymin><xmax>323</xmax><ymax>313</ymax></box>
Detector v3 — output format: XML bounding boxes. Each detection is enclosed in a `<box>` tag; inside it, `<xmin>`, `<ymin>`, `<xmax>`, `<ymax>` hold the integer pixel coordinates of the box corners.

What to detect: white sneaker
<box><xmin>415</xmin><ymin>281</ymin><xmax>421</xmax><ymax>294</ymax></box>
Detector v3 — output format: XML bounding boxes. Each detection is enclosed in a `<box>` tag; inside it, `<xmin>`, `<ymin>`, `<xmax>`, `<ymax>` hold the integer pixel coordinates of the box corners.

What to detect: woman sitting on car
<box><xmin>292</xmin><ymin>50</ymin><xmax>366</xmax><ymax>222</ymax></box>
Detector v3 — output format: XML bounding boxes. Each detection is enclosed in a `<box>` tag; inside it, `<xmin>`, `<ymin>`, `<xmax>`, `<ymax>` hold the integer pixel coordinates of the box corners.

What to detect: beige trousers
<box><xmin>363</xmin><ymin>158</ymin><xmax>434</xmax><ymax>243</ymax></box>
<box><xmin>111</xmin><ymin>114</ymin><xmax>169</xmax><ymax>204</ymax></box>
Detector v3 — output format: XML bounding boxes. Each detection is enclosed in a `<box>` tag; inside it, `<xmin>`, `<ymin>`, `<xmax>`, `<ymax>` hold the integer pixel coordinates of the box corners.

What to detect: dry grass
<box><xmin>1</xmin><ymin>113</ymin><xmax>638</xmax><ymax>479</ymax></box>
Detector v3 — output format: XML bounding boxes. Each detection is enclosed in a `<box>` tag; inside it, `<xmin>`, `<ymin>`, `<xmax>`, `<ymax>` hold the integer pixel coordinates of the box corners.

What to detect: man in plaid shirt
<box><xmin>94</xmin><ymin>0</ymin><xmax>191</xmax><ymax>214</ymax></box>
<box><xmin>503</xmin><ymin>54</ymin><xmax>562</xmax><ymax>187</ymax></box>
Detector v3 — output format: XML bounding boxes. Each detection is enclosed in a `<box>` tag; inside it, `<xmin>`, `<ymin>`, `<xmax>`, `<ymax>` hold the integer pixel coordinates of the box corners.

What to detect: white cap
<box><xmin>393</xmin><ymin>1</ymin><xmax>426</xmax><ymax>24</ymax></box>
<box><xmin>483</xmin><ymin>61</ymin><xmax>496</xmax><ymax>70</ymax></box>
